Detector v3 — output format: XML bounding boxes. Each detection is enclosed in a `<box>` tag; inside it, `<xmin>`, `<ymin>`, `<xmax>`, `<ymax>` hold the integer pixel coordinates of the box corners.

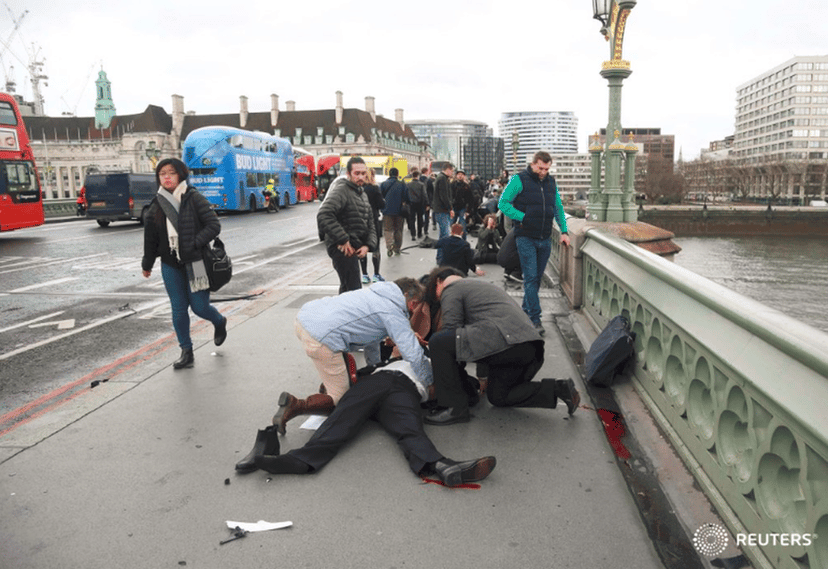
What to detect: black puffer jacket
<box><xmin>142</xmin><ymin>187</ymin><xmax>220</xmax><ymax>271</ymax></box>
<box><xmin>317</xmin><ymin>178</ymin><xmax>377</xmax><ymax>255</ymax></box>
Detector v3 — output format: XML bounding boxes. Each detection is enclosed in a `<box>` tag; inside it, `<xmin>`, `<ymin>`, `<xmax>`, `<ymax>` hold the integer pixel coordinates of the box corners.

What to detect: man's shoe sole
<box><xmin>562</xmin><ymin>379</ymin><xmax>580</xmax><ymax>415</ymax></box>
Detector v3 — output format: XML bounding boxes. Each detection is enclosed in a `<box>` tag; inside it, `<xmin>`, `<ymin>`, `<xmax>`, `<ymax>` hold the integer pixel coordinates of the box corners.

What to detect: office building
<box><xmin>498</xmin><ymin>111</ymin><xmax>578</xmax><ymax>173</ymax></box>
<box><xmin>407</xmin><ymin>120</ymin><xmax>504</xmax><ymax>180</ymax></box>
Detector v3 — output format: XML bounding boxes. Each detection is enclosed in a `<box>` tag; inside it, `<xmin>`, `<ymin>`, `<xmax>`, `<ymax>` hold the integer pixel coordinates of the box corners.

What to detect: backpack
<box><xmin>585</xmin><ymin>315</ymin><xmax>635</xmax><ymax>387</ymax></box>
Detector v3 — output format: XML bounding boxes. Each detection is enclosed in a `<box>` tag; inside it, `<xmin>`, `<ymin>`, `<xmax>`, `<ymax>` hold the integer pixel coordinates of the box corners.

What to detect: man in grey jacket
<box><xmin>272</xmin><ymin>277</ymin><xmax>433</xmax><ymax>434</ymax></box>
<box><xmin>422</xmin><ymin>268</ymin><xmax>580</xmax><ymax>425</ymax></box>
<box><xmin>317</xmin><ymin>157</ymin><xmax>377</xmax><ymax>294</ymax></box>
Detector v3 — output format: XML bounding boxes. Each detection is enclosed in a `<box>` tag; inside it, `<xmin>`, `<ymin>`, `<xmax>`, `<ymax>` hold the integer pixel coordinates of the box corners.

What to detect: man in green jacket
<box><xmin>498</xmin><ymin>151</ymin><xmax>570</xmax><ymax>335</ymax></box>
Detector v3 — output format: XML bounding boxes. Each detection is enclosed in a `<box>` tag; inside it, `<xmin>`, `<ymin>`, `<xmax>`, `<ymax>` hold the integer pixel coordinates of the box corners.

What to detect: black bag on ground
<box><xmin>203</xmin><ymin>237</ymin><xmax>232</xmax><ymax>292</ymax></box>
<box><xmin>585</xmin><ymin>315</ymin><xmax>635</xmax><ymax>387</ymax></box>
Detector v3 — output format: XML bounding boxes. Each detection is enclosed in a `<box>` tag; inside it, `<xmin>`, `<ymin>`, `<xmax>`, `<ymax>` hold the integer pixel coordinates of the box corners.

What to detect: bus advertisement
<box><xmin>183</xmin><ymin>126</ymin><xmax>296</xmax><ymax>212</ymax></box>
<box><xmin>338</xmin><ymin>155</ymin><xmax>408</xmax><ymax>181</ymax></box>
<box><xmin>0</xmin><ymin>92</ymin><xmax>44</xmax><ymax>232</ymax></box>
<box><xmin>294</xmin><ymin>151</ymin><xmax>316</xmax><ymax>202</ymax></box>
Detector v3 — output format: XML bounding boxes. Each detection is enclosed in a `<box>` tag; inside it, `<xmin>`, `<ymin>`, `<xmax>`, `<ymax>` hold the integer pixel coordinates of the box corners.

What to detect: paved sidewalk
<box><xmin>0</xmin><ymin>235</ymin><xmax>664</xmax><ymax>569</ymax></box>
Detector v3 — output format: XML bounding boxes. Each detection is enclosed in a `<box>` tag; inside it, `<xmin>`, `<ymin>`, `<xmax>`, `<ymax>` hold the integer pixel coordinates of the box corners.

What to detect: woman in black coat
<box><xmin>141</xmin><ymin>158</ymin><xmax>227</xmax><ymax>369</ymax></box>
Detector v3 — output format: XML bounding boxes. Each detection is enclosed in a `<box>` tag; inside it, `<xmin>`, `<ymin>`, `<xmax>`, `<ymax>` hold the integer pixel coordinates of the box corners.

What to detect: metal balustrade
<box><xmin>558</xmin><ymin>226</ymin><xmax>828</xmax><ymax>569</ymax></box>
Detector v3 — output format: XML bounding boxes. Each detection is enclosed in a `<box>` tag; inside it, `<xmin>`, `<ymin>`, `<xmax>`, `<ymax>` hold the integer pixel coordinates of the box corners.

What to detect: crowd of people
<box><xmin>142</xmin><ymin>153</ymin><xmax>575</xmax><ymax>489</ymax></box>
<box><xmin>235</xmin><ymin>153</ymin><xmax>577</xmax><ymax>487</ymax></box>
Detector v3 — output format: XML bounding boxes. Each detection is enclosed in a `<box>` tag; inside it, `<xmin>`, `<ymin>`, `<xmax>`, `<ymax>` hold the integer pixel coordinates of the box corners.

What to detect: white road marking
<box><xmin>0</xmin><ymin>253</ymin><xmax>108</xmax><ymax>275</ymax></box>
<box><xmin>29</xmin><ymin>319</ymin><xmax>76</xmax><ymax>330</ymax></box>
<box><xmin>9</xmin><ymin>277</ymin><xmax>80</xmax><ymax>293</ymax></box>
<box><xmin>0</xmin><ymin>311</ymin><xmax>66</xmax><ymax>334</ymax></box>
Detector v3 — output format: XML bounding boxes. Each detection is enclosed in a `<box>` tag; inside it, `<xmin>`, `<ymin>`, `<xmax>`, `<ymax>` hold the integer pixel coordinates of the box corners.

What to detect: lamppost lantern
<box><xmin>592</xmin><ymin>0</ymin><xmax>611</xmax><ymax>32</ymax></box>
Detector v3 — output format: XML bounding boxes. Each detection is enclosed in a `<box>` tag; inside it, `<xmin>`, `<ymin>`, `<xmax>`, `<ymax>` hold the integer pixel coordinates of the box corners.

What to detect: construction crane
<box><xmin>0</xmin><ymin>5</ymin><xmax>28</xmax><ymax>92</ymax></box>
<box><xmin>1</xmin><ymin>2</ymin><xmax>48</xmax><ymax>115</ymax></box>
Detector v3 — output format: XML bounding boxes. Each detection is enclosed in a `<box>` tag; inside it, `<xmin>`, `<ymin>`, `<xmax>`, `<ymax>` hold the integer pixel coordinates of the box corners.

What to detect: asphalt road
<box><xmin>0</xmin><ymin>202</ymin><xmax>327</xmax><ymax>416</ymax></box>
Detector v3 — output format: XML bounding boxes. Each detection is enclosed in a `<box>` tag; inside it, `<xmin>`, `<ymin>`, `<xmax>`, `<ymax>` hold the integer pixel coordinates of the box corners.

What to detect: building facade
<box><xmin>406</xmin><ymin>119</ymin><xmax>504</xmax><ymax>180</ymax></box>
<box><xmin>550</xmin><ymin>153</ymin><xmax>594</xmax><ymax>202</ymax></box>
<box><xmin>498</xmin><ymin>111</ymin><xmax>578</xmax><ymax>174</ymax></box>
<box><xmin>727</xmin><ymin>55</ymin><xmax>828</xmax><ymax>204</ymax></box>
<box><xmin>22</xmin><ymin>85</ymin><xmax>428</xmax><ymax>200</ymax></box>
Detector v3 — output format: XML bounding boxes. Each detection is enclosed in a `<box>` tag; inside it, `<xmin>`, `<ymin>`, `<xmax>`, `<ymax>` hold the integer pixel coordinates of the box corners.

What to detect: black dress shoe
<box><xmin>434</xmin><ymin>456</ymin><xmax>497</xmax><ymax>487</ymax></box>
<box><xmin>235</xmin><ymin>426</ymin><xmax>281</xmax><ymax>474</ymax></box>
<box><xmin>214</xmin><ymin>316</ymin><xmax>227</xmax><ymax>346</ymax></box>
<box><xmin>173</xmin><ymin>349</ymin><xmax>194</xmax><ymax>369</ymax></box>
<box><xmin>556</xmin><ymin>378</ymin><xmax>581</xmax><ymax>415</ymax></box>
<box><xmin>423</xmin><ymin>407</ymin><xmax>470</xmax><ymax>426</ymax></box>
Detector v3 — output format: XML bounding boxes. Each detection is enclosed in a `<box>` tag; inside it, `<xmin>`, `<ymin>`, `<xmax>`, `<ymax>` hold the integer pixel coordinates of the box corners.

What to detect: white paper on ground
<box><xmin>299</xmin><ymin>415</ymin><xmax>326</xmax><ymax>430</ymax></box>
<box><xmin>225</xmin><ymin>520</ymin><xmax>293</xmax><ymax>532</ymax></box>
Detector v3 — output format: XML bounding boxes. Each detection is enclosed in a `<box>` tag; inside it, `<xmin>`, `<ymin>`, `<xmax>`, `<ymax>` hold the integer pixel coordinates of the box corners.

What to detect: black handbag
<box><xmin>202</xmin><ymin>237</ymin><xmax>232</xmax><ymax>292</ymax></box>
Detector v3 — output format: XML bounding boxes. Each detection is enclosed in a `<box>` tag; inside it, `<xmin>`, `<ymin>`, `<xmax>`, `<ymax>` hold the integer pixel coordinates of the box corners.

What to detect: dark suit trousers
<box><xmin>330</xmin><ymin>248</ymin><xmax>362</xmax><ymax>294</ymax></box>
<box><xmin>288</xmin><ymin>372</ymin><xmax>443</xmax><ymax>475</ymax></box>
<box><xmin>482</xmin><ymin>340</ymin><xmax>557</xmax><ymax>408</ymax></box>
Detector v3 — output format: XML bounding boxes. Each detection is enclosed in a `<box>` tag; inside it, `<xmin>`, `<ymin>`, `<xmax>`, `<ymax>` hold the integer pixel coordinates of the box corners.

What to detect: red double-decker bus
<box><xmin>0</xmin><ymin>92</ymin><xmax>44</xmax><ymax>232</ymax></box>
<box><xmin>294</xmin><ymin>151</ymin><xmax>316</xmax><ymax>202</ymax></box>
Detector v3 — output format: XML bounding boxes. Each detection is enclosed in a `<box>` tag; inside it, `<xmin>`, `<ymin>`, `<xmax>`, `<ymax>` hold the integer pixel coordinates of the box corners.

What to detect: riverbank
<box><xmin>565</xmin><ymin>204</ymin><xmax>828</xmax><ymax>236</ymax></box>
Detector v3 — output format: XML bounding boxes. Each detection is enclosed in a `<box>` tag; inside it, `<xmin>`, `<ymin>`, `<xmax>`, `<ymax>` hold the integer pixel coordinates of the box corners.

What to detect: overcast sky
<box><xmin>3</xmin><ymin>0</ymin><xmax>827</xmax><ymax>159</ymax></box>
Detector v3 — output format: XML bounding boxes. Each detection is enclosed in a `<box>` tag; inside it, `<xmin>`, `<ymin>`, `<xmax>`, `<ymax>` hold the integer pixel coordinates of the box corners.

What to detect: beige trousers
<box><xmin>294</xmin><ymin>317</ymin><xmax>349</xmax><ymax>404</ymax></box>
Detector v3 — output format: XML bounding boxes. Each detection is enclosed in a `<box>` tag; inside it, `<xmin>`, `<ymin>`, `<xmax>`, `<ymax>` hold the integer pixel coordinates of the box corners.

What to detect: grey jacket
<box><xmin>317</xmin><ymin>177</ymin><xmax>377</xmax><ymax>255</ymax></box>
<box><xmin>440</xmin><ymin>278</ymin><xmax>542</xmax><ymax>361</ymax></box>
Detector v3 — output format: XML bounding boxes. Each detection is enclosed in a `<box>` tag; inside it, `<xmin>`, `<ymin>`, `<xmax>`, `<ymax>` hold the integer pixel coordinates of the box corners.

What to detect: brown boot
<box><xmin>272</xmin><ymin>392</ymin><xmax>334</xmax><ymax>435</ymax></box>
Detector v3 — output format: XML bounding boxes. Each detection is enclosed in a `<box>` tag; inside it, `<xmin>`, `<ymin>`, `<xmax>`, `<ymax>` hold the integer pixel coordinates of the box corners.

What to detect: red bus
<box><xmin>315</xmin><ymin>153</ymin><xmax>340</xmax><ymax>200</ymax></box>
<box><xmin>0</xmin><ymin>93</ymin><xmax>44</xmax><ymax>232</ymax></box>
<box><xmin>294</xmin><ymin>152</ymin><xmax>316</xmax><ymax>202</ymax></box>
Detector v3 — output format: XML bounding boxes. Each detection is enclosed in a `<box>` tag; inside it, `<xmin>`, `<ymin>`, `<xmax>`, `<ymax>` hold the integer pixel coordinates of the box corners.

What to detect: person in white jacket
<box><xmin>272</xmin><ymin>277</ymin><xmax>433</xmax><ymax>434</ymax></box>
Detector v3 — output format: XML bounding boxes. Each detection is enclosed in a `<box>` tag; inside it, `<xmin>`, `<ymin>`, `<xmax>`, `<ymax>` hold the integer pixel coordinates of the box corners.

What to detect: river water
<box><xmin>672</xmin><ymin>236</ymin><xmax>828</xmax><ymax>333</ymax></box>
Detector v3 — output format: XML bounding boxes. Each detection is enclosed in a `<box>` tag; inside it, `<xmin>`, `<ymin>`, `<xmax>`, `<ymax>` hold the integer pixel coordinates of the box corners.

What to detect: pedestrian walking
<box><xmin>141</xmin><ymin>158</ymin><xmax>227</xmax><ymax>369</ymax></box>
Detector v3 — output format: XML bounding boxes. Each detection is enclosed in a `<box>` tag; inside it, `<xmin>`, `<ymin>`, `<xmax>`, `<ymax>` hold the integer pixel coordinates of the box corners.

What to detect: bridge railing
<box><xmin>553</xmin><ymin>224</ymin><xmax>828</xmax><ymax>569</ymax></box>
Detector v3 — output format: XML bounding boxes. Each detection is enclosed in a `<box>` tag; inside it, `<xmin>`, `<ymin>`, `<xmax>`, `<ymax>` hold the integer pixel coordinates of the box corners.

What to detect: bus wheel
<box><xmin>282</xmin><ymin>193</ymin><xmax>290</xmax><ymax>209</ymax></box>
<box><xmin>249</xmin><ymin>195</ymin><xmax>257</xmax><ymax>213</ymax></box>
<box><xmin>97</xmin><ymin>219</ymin><xmax>110</xmax><ymax>227</ymax></box>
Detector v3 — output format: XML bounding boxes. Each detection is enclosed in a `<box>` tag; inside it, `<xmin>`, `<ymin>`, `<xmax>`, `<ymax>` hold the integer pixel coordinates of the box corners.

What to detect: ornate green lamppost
<box><xmin>590</xmin><ymin>0</ymin><xmax>637</xmax><ymax>222</ymax></box>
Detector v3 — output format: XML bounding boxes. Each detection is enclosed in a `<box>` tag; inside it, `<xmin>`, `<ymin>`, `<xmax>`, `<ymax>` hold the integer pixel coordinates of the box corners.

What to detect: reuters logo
<box><xmin>693</xmin><ymin>523</ymin><xmax>729</xmax><ymax>557</ymax></box>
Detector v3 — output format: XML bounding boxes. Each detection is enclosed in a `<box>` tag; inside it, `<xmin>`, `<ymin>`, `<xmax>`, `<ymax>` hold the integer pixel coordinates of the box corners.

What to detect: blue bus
<box><xmin>182</xmin><ymin>126</ymin><xmax>296</xmax><ymax>211</ymax></box>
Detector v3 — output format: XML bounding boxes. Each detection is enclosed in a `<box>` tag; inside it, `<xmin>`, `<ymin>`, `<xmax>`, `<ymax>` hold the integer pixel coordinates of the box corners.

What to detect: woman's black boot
<box><xmin>235</xmin><ymin>426</ymin><xmax>281</xmax><ymax>474</ymax></box>
<box><xmin>172</xmin><ymin>349</ymin><xmax>194</xmax><ymax>369</ymax></box>
<box><xmin>214</xmin><ymin>316</ymin><xmax>227</xmax><ymax>346</ymax></box>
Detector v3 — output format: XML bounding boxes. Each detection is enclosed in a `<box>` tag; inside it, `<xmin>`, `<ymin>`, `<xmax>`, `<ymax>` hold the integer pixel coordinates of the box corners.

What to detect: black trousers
<box><xmin>288</xmin><ymin>372</ymin><xmax>444</xmax><ymax>475</ymax></box>
<box><xmin>408</xmin><ymin>203</ymin><xmax>426</xmax><ymax>238</ymax></box>
<box><xmin>430</xmin><ymin>330</ymin><xmax>554</xmax><ymax>410</ymax></box>
<box><xmin>329</xmin><ymin>248</ymin><xmax>362</xmax><ymax>294</ymax></box>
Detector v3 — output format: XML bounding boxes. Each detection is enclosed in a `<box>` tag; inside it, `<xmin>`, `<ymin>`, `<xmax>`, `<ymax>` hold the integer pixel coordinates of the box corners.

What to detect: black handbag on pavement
<box><xmin>585</xmin><ymin>315</ymin><xmax>635</xmax><ymax>387</ymax></box>
<box><xmin>202</xmin><ymin>237</ymin><xmax>232</xmax><ymax>292</ymax></box>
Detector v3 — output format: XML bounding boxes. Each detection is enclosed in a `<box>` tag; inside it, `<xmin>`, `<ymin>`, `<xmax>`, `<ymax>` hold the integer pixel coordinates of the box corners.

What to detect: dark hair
<box><xmin>410</xmin><ymin>168</ymin><xmax>419</xmax><ymax>177</ymax></box>
<box><xmin>389</xmin><ymin>167</ymin><xmax>399</xmax><ymax>177</ymax></box>
<box><xmin>394</xmin><ymin>277</ymin><xmax>424</xmax><ymax>303</ymax></box>
<box><xmin>423</xmin><ymin>266</ymin><xmax>464</xmax><ymax>307</ymax></box>
<box><xmin>346</xmin><ymin>156</ymin><xmax>366</xmax><ymax>173</ymax></box>
<box><xmin>155</xmin><ymin>158</ymin><xmax>189</xmax><ymax>187</ymax></box>
<box><xmin>442</xmin><ymin>163</ymin><xmax>455</xmax><ymax>172</ymax></box>
<box><xmin>532</xmin><ymin>151</ymin><xmax>553</xmax><ymax>164</ymax></box>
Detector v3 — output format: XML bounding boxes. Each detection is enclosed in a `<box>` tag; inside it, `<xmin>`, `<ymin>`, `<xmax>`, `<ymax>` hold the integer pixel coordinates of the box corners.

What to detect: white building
<box><xmin>498</xmin><ymin>111</ymin><xmax>578</xmax><ymax>174</ymax></box>
<box><xmin>734</xmin><ymin>55</ymin><xmax>828</xmax><ymax>164</ymax></box>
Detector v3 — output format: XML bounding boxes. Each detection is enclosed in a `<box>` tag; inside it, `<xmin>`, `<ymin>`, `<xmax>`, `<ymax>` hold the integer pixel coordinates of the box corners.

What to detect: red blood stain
<box><xmin>598</xmin><ymin>409</ymin><xmax>631</xmax><ymax>460</ymax></box>
<box><xmin>420</xmin><ymin>477</ymin><xmax>481</xmax><ymax>490</ymax></box>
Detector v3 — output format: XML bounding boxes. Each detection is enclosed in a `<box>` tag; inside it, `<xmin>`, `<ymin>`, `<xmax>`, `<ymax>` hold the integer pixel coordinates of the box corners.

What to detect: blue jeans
<box><xmin>515</xmin><ymin>236</ymin><xmax>552</xmax><ymax>324</ymax></box>
<box><xmin>435</xmin><ymin>212</ymin><xmax>451</xmax><ymax>239</ymax></box>
<box><xmin>161</xmin><ymin>262</ymin><xmax>224</xmax><ymax>350</ymax></box>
